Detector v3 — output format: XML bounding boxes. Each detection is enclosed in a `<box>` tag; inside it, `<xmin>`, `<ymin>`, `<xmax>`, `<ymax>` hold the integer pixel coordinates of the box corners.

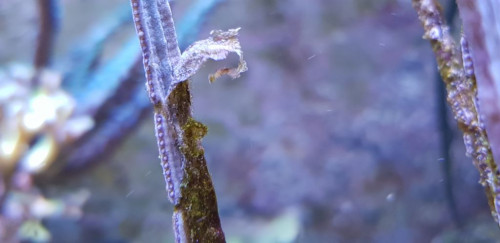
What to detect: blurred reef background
<box><xmin>1</xmin><ymin>0</ymin><xmax>500</xmax><ymax>242</ymax></box>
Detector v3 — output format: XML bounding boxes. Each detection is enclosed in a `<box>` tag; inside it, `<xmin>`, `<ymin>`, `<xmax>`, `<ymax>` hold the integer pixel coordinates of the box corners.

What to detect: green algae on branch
<box><xmin>176</xmin><ymin>115</ymin><xmax>224</xmax><ymax>242</ymax></box>
<box><xmin>181</xmin><ymin>118</ymin><xmax>208</xmax><ymax>158</ymax></box>
<box><xmin>412</xmin><ymin>0</ymin><xmax>500</xmax><ymax>226</ymax></box>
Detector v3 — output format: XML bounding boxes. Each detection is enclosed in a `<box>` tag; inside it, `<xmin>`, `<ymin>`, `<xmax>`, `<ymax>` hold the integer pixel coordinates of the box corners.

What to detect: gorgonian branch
<box><xmin>413</xmin><ymin>0</ymin><xmax>500</xmax><ymax>225</ymax></box>
<box><xmin>456</xmin><ymin>0</ymin><xmax>500</xmax><ymax>226</ymax></box>
<box><xmin>130</xmin><ymin>0</ymin><xmax>247</xmax><ymax>241</ymax></box>
<box><xmin>34</xmin><ymin>0</ymin><xmax>60</xmax><ymax>69</ymax></box>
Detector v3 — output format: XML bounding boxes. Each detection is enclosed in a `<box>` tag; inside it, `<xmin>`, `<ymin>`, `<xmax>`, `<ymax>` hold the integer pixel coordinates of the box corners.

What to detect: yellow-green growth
<box><xmin>181</xmin><ymin>117</ymin><xmax>208</xmax><ymax>158</ymax></box>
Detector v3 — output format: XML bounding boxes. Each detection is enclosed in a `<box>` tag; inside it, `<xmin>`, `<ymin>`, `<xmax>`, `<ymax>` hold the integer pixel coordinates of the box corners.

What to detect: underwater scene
<box><xmin>1</xmin><ymin>0</ymin><xmax>500</xmax><ymax>242</ymax></box>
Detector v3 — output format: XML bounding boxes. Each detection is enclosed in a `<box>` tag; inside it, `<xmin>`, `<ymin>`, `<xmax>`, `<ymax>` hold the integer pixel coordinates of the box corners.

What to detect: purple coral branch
<box><xmin>130</xmin><ymin>0</ymin><xmax>226</xmax><ymax>241</ymax></box>
<box><xmin>457</xmin><ymin>0</ymin><xmax>500</xmax><ymax>174</ymax></box>
<box><xmin>413</xmin><ymin>0</ymin><xmax>500</xmax><ymax>225</ymax></box>
<box><xmin>34</xmin><ymin>0</ymin><xmax>60</xmax><ymax>69</ymax></box>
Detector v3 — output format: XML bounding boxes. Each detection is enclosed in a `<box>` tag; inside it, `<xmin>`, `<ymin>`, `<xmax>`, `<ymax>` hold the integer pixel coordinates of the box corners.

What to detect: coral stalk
<box><xmin>413</xmin><ymin>0</ymin><xmax>500</xmax><ymax>225</ymax></box>
<box><xmin>130</xmin><ymin>0</ymin><xmax>246</xmax><ymax>241</ymax></box>
<box><xmin>456</xmin><ymin>0</ymin><xmax>500</xmax><ymax>175</ymax></box>
<box><xmin>34</xmin><ymin>0</ymin><xmax>60</xmax><ymax>69</ymax></box>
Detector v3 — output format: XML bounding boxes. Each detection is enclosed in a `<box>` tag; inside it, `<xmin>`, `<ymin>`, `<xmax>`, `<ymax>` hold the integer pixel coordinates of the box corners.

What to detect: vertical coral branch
<box><xmin>457</xmin><ymin>0</ymin><xmax>500</xmax><ymax>173</ymax></box>
<box><xmin>34</xmin><ymin>0</ymin><xmax>60</xmax><ymax>69</ymax></box>
<box><xmin>130</xmin><ymin>0</ymin><xmax>247</xmax><ymax>241</ymax></box>
<box><xmin>412</xmin><ymin>0</ymin><xmax>500</xmax><ymax>225</ymax></box>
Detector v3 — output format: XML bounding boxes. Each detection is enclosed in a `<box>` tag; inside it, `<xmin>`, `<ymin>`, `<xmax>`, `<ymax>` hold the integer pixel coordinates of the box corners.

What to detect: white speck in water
<box><xmin>126</xmin><ymin>190</ymin><xmax>135</xmax><ymax>198</ymax></box>
<box><xmin>307</xmin><ymin>54</ymin><xmax>317</xmax><ymax>61</ymax></box>
<box><xmin>145</xmin><ymin>170</ymin><xmax>152</xmax><ymax>176</ymax></box>
<box><xmin>386</xmin><ymin>193</ymin><xmax>396</xmax><ymax>202</ymax></box>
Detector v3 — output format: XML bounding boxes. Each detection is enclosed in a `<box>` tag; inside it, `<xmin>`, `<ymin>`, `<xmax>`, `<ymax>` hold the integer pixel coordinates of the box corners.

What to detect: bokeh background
<box><xmin>1</xmin><ymin>0</ymin><xmax>500</xmax><ymax>242</ymax></box>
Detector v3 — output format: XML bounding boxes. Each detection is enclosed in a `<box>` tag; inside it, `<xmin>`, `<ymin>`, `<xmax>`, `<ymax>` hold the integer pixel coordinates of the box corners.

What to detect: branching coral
<box><xmin>130</xmin><ymin>0</ymin><xmax>247</xmax><ymax>241</ymax></box>
<box><xmin>413</xmin><ymin>0</ymin><xmax>500</xmax><ymax>226</ymax></box>
<box><xmin>456</xmin><ymin>1</ymin><xmax>500</xmax><ymax>169</ymax></box>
